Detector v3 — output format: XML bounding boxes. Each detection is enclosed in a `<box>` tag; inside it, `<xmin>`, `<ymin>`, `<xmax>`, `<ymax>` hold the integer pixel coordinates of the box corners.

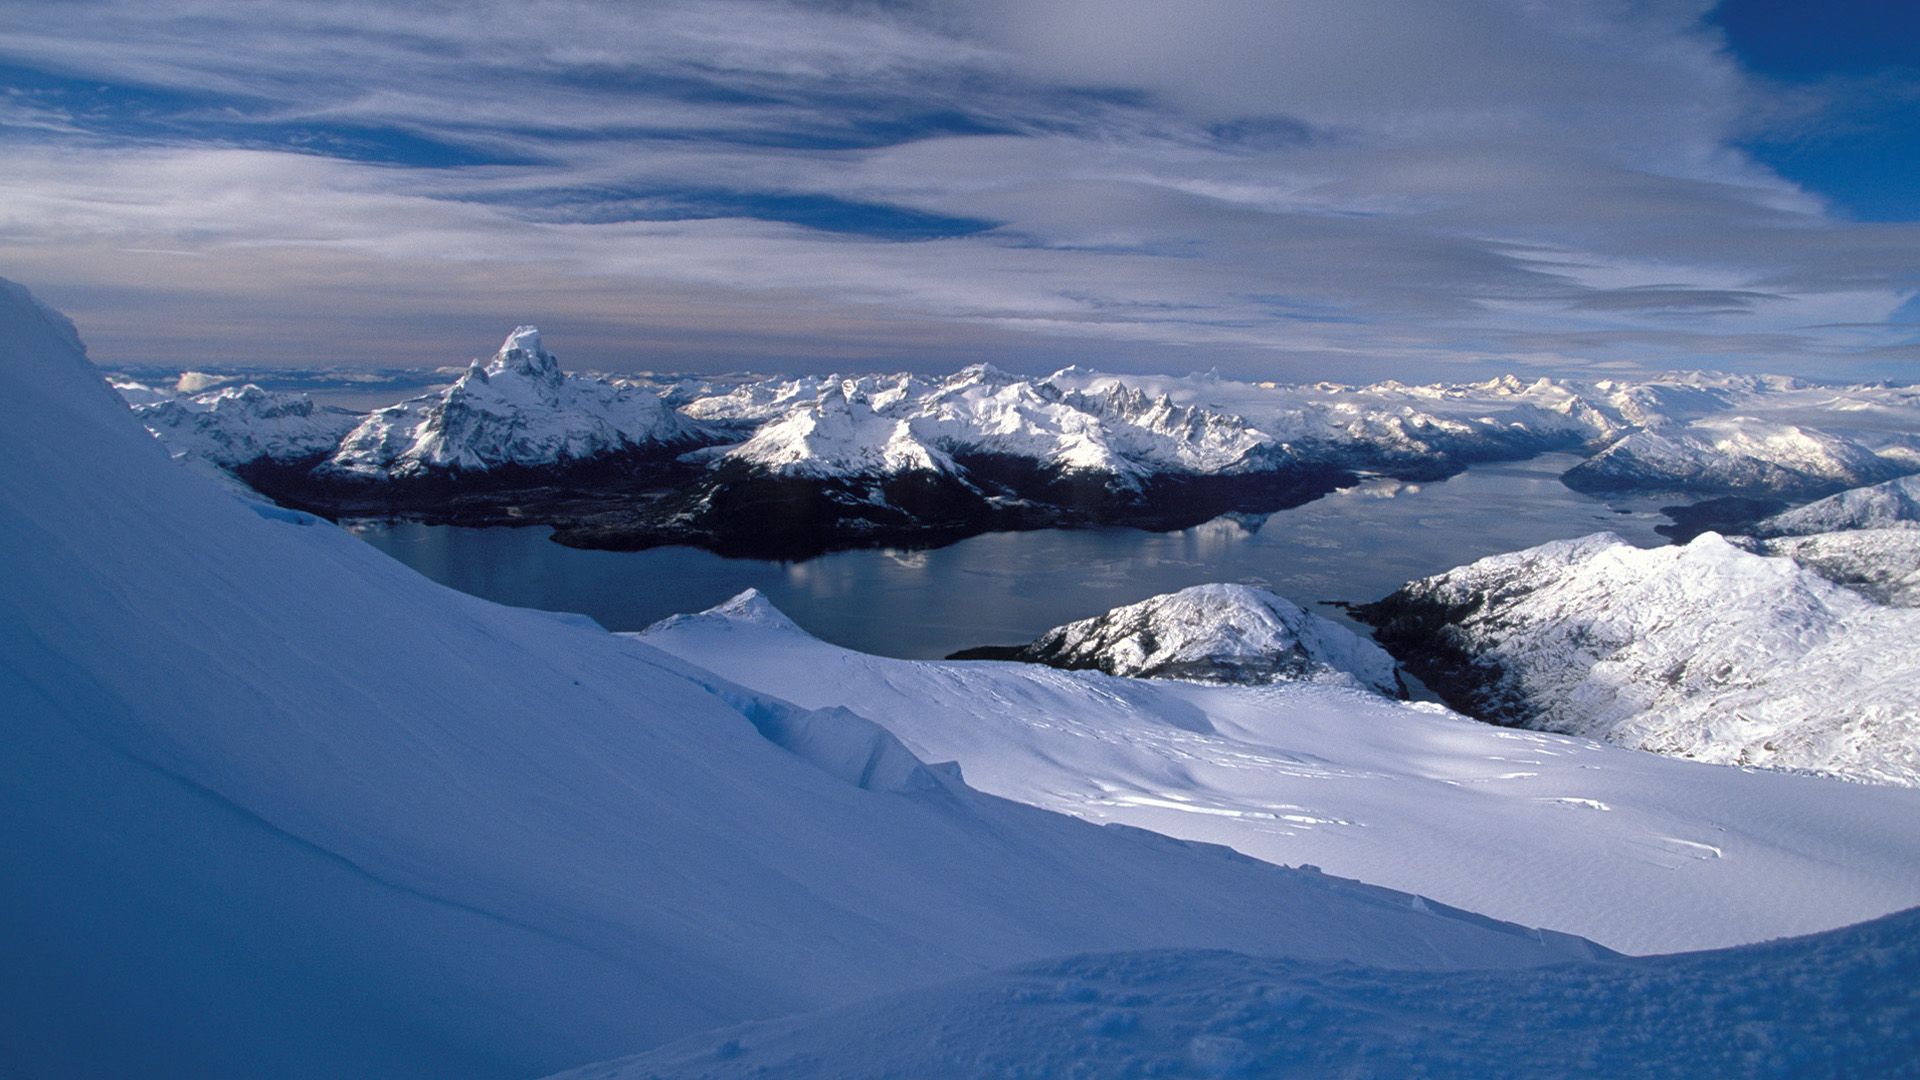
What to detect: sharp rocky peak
<box><xmin>486</xmin><ymin>325</ymin><xmax>563</xmax><ymax>383</ymax></box>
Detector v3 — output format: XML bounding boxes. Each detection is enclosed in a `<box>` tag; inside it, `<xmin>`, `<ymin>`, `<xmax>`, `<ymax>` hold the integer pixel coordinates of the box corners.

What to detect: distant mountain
<box><xmin>120</xmin><ymin>382</ymin><xmax>361</xmax><ymax>468</ymax></box>
<box><xmin>1563</xmin><ymin>415</ymin><xmax>1911</xmax><ymax>498</ymax></box>
<box><xmin>113</xmin><ymin>344</ymin><xmax>1920</xmax><ymax>557</ymax></box>
<box><xmin>1750</xmin><ymin>474</ymin><xmax>1920</xmax><ymax>537</ymax></box>
<box><xmin>951</xmin><ymin>583</ymin><xmax>1402</xmax><ymax>696</ymax></box>
<box><xmin>319</xmin><ymin>327</ymin><xmax>704</xmax><ymax>479</ymax></box>
<box><xmin>1357</xmin><ymin>531</ymin><xmax>1920</xmax><ymax>786</ymax></box>
<box><xmin>1734</xmin><ymin>529</ymin><xmax>1920</xmax><ymax>608</ymax></box>
<box><xmin>581</xmin><ymin>366</ymin><xmax>1358</xmax><ymax>557</ymax></box>
<box><xmin>1717</xmin><ymin>475</ymin><xmax>1920</xmax><ymax>608</ymax></box>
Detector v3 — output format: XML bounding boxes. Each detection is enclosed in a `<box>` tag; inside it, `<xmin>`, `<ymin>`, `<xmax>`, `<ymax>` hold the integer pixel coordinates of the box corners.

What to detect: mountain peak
<box><xmin>715</xmin><ymin>587</ymin><xmax>786</xmax><ymax>621</ymax></box>
<box><xmin>488</xmin><ymin>325</ymin><xmax>562</xmax><ymax>383</ymax></box>
<box><xmin>640</xmin><ymin>589</ymin><xmax>811</xmax><ymax>639</ymax></box>
<box><xmin>949</xmin><ymin>362</ymin><xmax>1013</xmax><ymax>385</ymax></box>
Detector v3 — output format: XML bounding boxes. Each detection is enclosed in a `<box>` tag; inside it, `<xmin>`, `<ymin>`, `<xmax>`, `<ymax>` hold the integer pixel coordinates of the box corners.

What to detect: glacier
<box><xmin>642</xmin><ymin>590</ymin><xmax>1920</xmax><ymax>955</ymax></box>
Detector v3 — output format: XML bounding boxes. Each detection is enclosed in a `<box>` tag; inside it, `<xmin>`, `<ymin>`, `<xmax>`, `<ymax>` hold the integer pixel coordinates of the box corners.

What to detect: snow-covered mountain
<box><xmin>697</xmin><ymin>365</ymin><xmax>1296</xmax><ymax>482</ymax></box>
<box><xmin>1721</xmin><ymin>478</ymin><xmax>1920</xmax><ymax>607</ymax></box>
<box><xmin>684</xmin><ymin>364</ymin><xmax>1611</xmax><ymax>490</ymax></box>
<box><xmin>589</xmin><ymin>366</ymin><xmax>1651</xmax><ymax>556</ymax></box>
<box><xmin>1562</xmin><ymin>415</ymin><xmax>1909</xmax><ymax>498</ymax></box>
<box><xmin>113</xmin><ymin>339</ymin><xmax>1920</xmax><ymax>557</ymax></box>
<box><xmin>952</xmin><ymin>583</ymin><xmax>1401</xmax><ymax>695</ymax></box>
<box><xmin>1733</xmin><ymin>529</ymin><xmax>1920</xmax><ymax>608</ymax></box>
<box><xmin>648</xmin><ymin>367</ymin><xmax>1920</xmax><ymax>554</ymax></box>
<box><xmin>559</xmin><ymin>906</ymin><xmax>1920</xmax><ymax>1080</ymax></box>
<box><xmin>319</xmin><ymin>326</ymin><xmax>702</xmax><ymax>479</ymax></box>
<box><xmin>4</xmin><ymin>279</ymin><xmax>1615</xmax><ymax>1078</ymax></box>
<box><xmin>118</xmin><ymin>381</ymin><xmax>362</xmax><ymax>468</ymax></box>
<box><xmin>1043</xmin><ymin>368</ymin><xmax>1619</xmax><ymax>473</ymax></box>
<box><xmin>1751</xmin><ymin>474</ymin><xmax>1920</xmax><ymax>537</ymax></box>
<box><xmin>1358</xmin><ymin>531</ymin><xmax>1920</xmax><ymax>786</ymax></box>
<box><xmin>642</xmin><ymin>591</ymin><xmax>1920</xmax><ymax>954</ymax></box>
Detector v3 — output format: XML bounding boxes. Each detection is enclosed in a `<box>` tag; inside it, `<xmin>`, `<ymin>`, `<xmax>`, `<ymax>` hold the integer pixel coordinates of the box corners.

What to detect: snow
<box><xmin>120</xmin><ymin>382</ymin><xmax>362</xmax><ymax>467</ymax></box>
<box><xmin>554</xmin><ymin>906</ymin><xmax>1920</xmax><ymax>1080</ymax></box>
<box><xmin>1564</xmin><ymin>415</ymin><xmax>1909</xmax><ymax>496</ymax></box>
<box><xmin>320</xmin><ymin>325</ymin><xmax>698</xmax><ymax>477</ymax></box>
<box><xmin>107</xmin><ymin>378</ymin><xmax>178</xmax><ymax>406</ymax></box>
<box><xmin>0</xmin><ymin>278</ymin><xmax>1600</xmax><ymax>1079</ymax></box>
<box><xmin>706</xmin><ymin>366</ymin><xmax>1277</xmax><ymax>482</ymax></box>
<box><xmin>987</xmin><ymin>582</ymin><xmax>1401</xmax><ymax>694</ymax></box>
<box><xmin>1736</xmin><ymin>528</ymin><xmax>1920</xmax><ymax>608</ymax></box>
<box><xmin>113</xmin><ymin>344</ymin><xmax>1920</xmax><ymax>517</ymax></box>
<box><xmin>1369</xmin><ymin>531</ymin><xmax>1920</xmax><ymax>786</ymax></box>
<box><xmin>723</xmin><ymin>388</ymin><xmax>958</xmax><ymax>478</ymax></box>
<box><xmin>683</xmin><ymin>365</ymin><xmax>1920</xmax><ymax>504</ymax></box>
<box><xmin>641</xmin><ymin>591</ymin><xmax>1920</xmax><ymax>955</ymax></box>
<box><xmin>1753</xmin><ymin>474</ymin><xmax>1920</xmax><ymax>537</ymax></box>
<box><xmin>1043</xmin><ymin>367</ymin><xmax>1619</xmax><ymax>462</ymax></box>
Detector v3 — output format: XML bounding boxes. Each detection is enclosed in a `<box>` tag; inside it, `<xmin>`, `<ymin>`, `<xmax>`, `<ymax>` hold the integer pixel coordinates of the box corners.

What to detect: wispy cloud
<box><xmin>0</xmin><ymin>0</ymin><xmax>1914</xmax><ymax>380</ymax></box>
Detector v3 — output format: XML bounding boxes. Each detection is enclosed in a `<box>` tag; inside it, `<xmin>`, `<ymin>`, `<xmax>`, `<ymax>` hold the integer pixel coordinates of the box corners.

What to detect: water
<box><xmin>350</xmin><ymin>453</ymin><xmax>1680</xmax><ymax>659</ymax></box>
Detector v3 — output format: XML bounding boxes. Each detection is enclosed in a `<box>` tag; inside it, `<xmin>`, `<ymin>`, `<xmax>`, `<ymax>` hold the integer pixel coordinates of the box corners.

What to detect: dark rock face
<box><xmin>1653</xmin><ymin>497</ymin><xmax>1790</xmax><ymax>544</ymax></box>
<box><xmin>237</xmin><ymin>448</ymin><xmax>706</xmax><ymax>533</ymax></box>
<box><xmin>1349</xmin><ymin>589</ymin><xmax>1524</xmax><ymax>726</ymax></box>
<box><xmin>550</xmin><ymin>459</ymin><xmax>1361</xmax><ymax>561</ymax></box>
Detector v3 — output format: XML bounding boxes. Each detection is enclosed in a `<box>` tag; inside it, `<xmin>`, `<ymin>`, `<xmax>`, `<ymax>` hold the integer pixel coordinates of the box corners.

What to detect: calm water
<box><xmin>351</xmin><ymin>453</ymin><xmax>1679</xmax><ymax>659</ymax></box>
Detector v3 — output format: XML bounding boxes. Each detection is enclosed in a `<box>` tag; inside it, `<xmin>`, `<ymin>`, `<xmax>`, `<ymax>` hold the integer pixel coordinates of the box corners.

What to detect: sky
<box><xmin>0</xmin><ymin>0</ymin><xmax>1916</xmax><ymax>382</ymax></box>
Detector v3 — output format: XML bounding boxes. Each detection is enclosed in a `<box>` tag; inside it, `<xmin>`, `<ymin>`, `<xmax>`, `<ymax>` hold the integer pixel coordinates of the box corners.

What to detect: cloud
<box><xmin>0</xmin><ymin>0</ymin><xmax>1914</xmax><ymax>381</ymax></box>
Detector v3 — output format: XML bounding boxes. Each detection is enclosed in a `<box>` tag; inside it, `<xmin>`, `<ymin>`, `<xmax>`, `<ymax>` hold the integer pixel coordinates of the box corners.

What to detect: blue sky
<box><xmin>0</xmin><ymin>0</ymin><xmax>1915</xmax><ymax>381</ymax></box>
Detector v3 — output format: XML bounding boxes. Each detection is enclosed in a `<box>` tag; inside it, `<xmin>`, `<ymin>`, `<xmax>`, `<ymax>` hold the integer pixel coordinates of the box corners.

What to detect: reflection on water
<box><xmin>351</xmin><ymin>453</ymin><xmax>1680</xmax><ymax>659</ymax></box>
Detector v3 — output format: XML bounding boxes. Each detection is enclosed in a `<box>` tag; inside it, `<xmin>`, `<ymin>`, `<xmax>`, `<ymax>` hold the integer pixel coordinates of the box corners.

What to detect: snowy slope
<box><xmin>718</xmin><ymin>385</ymin><xmax>959</xmax><ymax>478</ymax></box>
<box><xmin>108</xmin><ymin>378</ymin><xmax>181</xmax><ymax>406</ymax></box>
<box><xmin>559</xmin><ymin>906</ymin><xmax>1920</xmax><ymax>1080</ymax></box>
<box><xmin>641</xmin><ymin>592</ymin><xmax>1920</xmax><ymax>954</ymax></box>
<box><xmin>120</xmin><ymin>382</ymin><xmax>362</xmax><ymax>467</ymax></box>
<box><xmin>1562</xmin><ymin>415</ymin><xmax>1909</xmax><ymax>497</ymax></box>
<box><xmin>1042</xmin><ymin>368</ymin><xmax>1619</xmax><ymax>468</ymax></box>
<box><xmin>964</xmin><ymin>583</ymin><xmax>1401</xmax><ymax>695</ymax></box>
<box><xmin>1045</xmin><ymin>368</ymin><xmax>1920</xmax><ymax>497</ymax></box>
<box><xmin>1360</xmin><ymin>532</ymin><xmax>1920</xmax><ymax>786</ymax></box>
<box><xmin>321</xmin><ymin>327</ymin><xmax>699</xmax><ymax>478</ymax></box>
<box><xmin>698</xmin><ymin>364</ymin><xmax>1280</xmax><ymax>482</ymax></box>
<box><xmin>1752</xmin><ymin>474</ymin><xmax>1920</xmax><ymax>536</ymax></box>
<box><xmin>1734</xmin><ymin>528</ymin><xmax>1920</xmax><ymax>608</ymax></box>
<box><xmin>0</xmin><ymin>280</ymin><xmax>1603</xmax><ymax>1079</ymax></box>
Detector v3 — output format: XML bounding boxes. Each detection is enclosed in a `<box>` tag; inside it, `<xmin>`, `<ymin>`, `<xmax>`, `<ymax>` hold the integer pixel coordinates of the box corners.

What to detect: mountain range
<box><xmin>116</xmin><ymin>330</ymin><xmax>1920</xmax><ymax>558</ymax></box>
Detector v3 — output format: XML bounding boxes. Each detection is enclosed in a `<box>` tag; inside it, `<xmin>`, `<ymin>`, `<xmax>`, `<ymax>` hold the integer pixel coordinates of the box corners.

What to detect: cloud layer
<box><xmin>0</xmin><ymin>0</ymin><xmax>1914</xmax><ymax>380</ymax></box>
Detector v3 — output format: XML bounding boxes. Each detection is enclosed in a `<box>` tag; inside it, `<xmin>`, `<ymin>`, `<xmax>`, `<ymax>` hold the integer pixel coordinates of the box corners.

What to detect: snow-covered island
<box><xmin>950</xmin><ymin>582</ymin><xmax>1403</xmax><ymax>695</ymax></box>
<box><xmin>115</xmin><ymin>332</ymin><xmax>1920</xmax><ymax>559</ymax></box>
